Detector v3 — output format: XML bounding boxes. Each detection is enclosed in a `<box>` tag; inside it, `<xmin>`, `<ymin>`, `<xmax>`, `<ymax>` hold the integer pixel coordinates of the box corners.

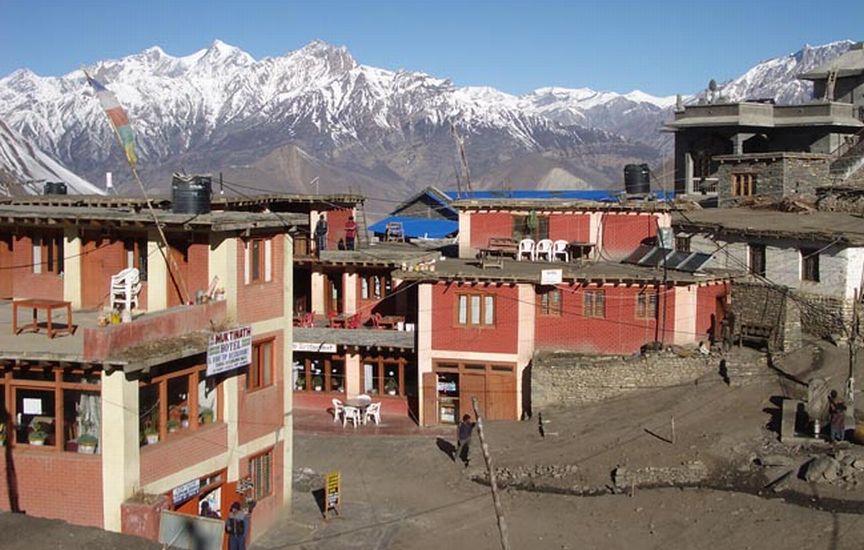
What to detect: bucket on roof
<box><xmin>171</xmin><ymin>173</ymin><xmax>212</xmax><ymax>215</ymax></box>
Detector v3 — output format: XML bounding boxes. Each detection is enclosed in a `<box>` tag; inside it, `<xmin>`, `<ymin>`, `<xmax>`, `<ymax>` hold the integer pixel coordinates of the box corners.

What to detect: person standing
<box><xmin>456</xmin><ymin>414</ymin><xmax>475</xmax><ymax>467</ymax></box>
<box><xmin>344</xmin><ymin>215</ymin><xmax>358</xmax><ymax>251</ymax></box>
<box><xmin>225</xmin><ymin>502</ymin><xmax>248</xmax><ymax>550</ymax></box>
<box><xmin>314</xmin><ymin>214</ymin><xmax>328</xmax><ymax>257</ymax></box>
<box><xmin>828</xmin><ymin>390</ymin><xmax>846</xmax><ymax>442</ymax></box>
<box><xmin>200</xmin><ymin>500</ymin><xmax>220</xmax><ymax>519</ymax></box>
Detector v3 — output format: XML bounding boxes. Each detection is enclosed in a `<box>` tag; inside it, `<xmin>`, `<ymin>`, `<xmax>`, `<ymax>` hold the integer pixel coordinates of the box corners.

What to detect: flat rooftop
<box><xmin>673</xmin><ymin>208</ymin><xmax>864</xmax><ymax>245</ymax></box>
<box><xmin>0</xmin><ymin>204</ymin><xmax>307</xmax><ymax>232</ymax></box>
<box><xmin>303</xmin><ymin>243</ymin><xmax>442</xmax><ymax>267</ymax></box>
<box><xmin>397</xmin><ymin>257</ymin><xmax>729</xmax><ymax>285</ymax></box>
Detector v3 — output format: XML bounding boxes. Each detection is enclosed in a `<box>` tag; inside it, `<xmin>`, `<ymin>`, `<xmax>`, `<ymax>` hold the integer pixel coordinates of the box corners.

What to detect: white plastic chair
<box><xmin>342</xmin><ymin>406</ymin><xmax>361</xmax><ymax>428</ymax></box>
<box><xmin>331</xmin><ymin>398</ymin><xmax>344</xmax><ymax>423</ymax></box>
<box><xmin>517</xmin><ymin>239</ymin><xmax>535</xmax><ymax>261</ymax></box>
<box><xmin>110</xmin><ymin>267</ymin><xmax>142</xmax><ymax>311</ymax></box>
<box><xmin>357</xmin><ymin>394</ymin><xmax>372</xmax><ymax>404</ymax></box>
<box><xmin>552</xmin><ymin>240</ymin><xmax>570</xmax><ymax>262</ymax></box>
<box><xmin>534</xmin><ymin>239</ymin><xmax>553</xmax><ymax>262</ymax></box>
<box><xmin>364</xmin><ymin>402</ymin><xmax>382</xmax><ymax>425</ymax></box>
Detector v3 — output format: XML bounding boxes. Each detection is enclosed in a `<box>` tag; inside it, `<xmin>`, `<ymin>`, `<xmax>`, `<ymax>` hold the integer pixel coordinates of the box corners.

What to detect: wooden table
<box><xmin>328</xmin><ymin>314</ymin><xmax>347</xmax><ymax>328</ymax></box>
<box><xmin>377</xmin><ymin>315</ymin><xmax>405</xmax><ymax>330</ymax></box>
<box><xmin>12</xmin><ymin>299</ymin><xmax>74</xmax><ymax>338</ymax></box>
<box><xmin>478</xmin><ymin>237</ymin><xmax>518</xmax><ymax>269</ymax></box>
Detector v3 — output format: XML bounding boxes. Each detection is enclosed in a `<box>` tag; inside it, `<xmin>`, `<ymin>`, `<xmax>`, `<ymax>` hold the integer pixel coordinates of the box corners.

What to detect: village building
<box><xmin>666</xmin><ymin>41</ymin><xmax>864</xmax><ymax>203</ymax></box>
<box><xmin>396</xmin><ymin>195</ymin><xmax>730</xmax><ymax>425</ymax></box>
<box><xmin>0</xmin><ymin>194</ymin><xmax>304</xmax><ymax>540</ymax></box>
<box><xmin>673</xmin><ymin>207</ymin><xmax>864</xmax><ymax>341</ymax></box>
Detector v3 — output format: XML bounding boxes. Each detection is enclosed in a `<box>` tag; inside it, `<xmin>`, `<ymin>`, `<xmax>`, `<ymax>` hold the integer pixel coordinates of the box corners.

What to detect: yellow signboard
<box><xmin>325</xmin><ymin>471</ymin><xmax>341</xmax><ymax>517</ymax></box>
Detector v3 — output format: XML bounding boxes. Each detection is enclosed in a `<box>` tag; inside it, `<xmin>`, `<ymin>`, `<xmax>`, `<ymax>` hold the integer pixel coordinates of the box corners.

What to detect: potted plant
<box><xmin>77</xmin><ymin>433</ymin><xmax>98</xmax><ymax>454</ymax></box>
<box><xmin>144</xmin><ymin>424</ymin><xmax>159</xmax><ymax>445</ymax></box>
<box><xmin>28</xmin><ymin>425</ymin><xmax>48</xmax><ymax>446</ymax></box>
<box><xmin>199</xmin><ymin>408</ymin><xmax>214</xmax><ymax>425</ymax></box>
<box><xmin>167</xmin><ymin>419</ymin><xmax>180</xmax><ymax>433</ymax></box>
<box><xmin>180</xmin><ymin>410</ymin><xmax>190</xmax><ymax>429</ymax></box>
<box><xmin>312</xmin><ymin>375</ymin><xmax>323</xmax><ymax>392</ymax></box>
<box><xmin>385</xmin><ymin>378</ymin><xmax>398</xmax><ymax>396</ymax></box>
<box><xmin>294</xmin><ymin>376</ymin><xmax>306</xmax><ymax>391</ymax></box>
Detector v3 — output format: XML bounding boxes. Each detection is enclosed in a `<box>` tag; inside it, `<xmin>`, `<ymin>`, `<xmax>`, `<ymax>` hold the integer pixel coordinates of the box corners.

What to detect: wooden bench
<box><xmin>478</xmin><ymin>237</ymin><xmax>519</xmax><ymax>268</ymax></box>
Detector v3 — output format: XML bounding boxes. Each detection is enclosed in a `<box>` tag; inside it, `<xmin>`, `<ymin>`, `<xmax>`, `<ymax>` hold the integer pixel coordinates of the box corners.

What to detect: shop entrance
<box><xmin>423</xmin><ymin>362</ymin><xmax>517</xmax><ymax>426</ymax></box>
<box><xmin>167</xmin><ymin>469</ymin><xmax>228</xmax><ymax>519</ymax></box>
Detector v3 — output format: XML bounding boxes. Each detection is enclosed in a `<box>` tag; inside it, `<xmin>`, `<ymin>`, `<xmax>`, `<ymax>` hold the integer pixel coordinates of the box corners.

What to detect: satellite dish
<box><xmin>708</xmin><ymin>79</ymin><xmax>718</xmax><ymax>92</ymax></box>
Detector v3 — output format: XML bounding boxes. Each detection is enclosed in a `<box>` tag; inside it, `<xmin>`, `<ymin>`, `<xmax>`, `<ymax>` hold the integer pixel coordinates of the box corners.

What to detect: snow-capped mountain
<box><xmin>0</xmin><ymin>39</ymin><xmax>853</xmax><ymax>199</ymax></box>
<box><xmin>0</xmin><ymin>119</ymin><xmax>102</xmax><ymax>195</ymax></box>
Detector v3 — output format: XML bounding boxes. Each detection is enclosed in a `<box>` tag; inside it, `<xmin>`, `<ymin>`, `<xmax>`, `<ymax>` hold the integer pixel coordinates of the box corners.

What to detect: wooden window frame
<box><xmin>2</xmin><ymin>366</ymin><xmax>100</xmax><ymax>452</ymax></box>
<box><xmin>731</xmin><ymin>173</ymin><xmax>755</xmax><ymax>197</ymax></box>
<box><xmin>512</xmin><ymin>214</ymin><xmax>549</xmax><ymax>241</ymax></box>
<box><xmin>293</xmin><ymin>355</ymin><xmax>347</xmax><ymax>394</ymax></box>
<box><xmin>124</xmin><ymin>237</ymin><xmax>148</xmax><ymax>281</ymax></box>
<box><xmin>748</xmin><ymin>243</ymin><xmax>766</xmax><ymax>277</ymax></box>
<box><xmin>636</xmin><ymin>291</ymin><xmax>658</xmax><ymax>320</ymax></box>
<box><xmin>538</xmin><ymin>288</ymin><xmax>562</xmax><ymax>317</ymax></box>
<box><xmin>456</xmin><ymin>292</ymin><xmax>496</xmax><ymax>328</ymax></box>
<box><xmin>32</xmin><ymin>232</ymin><xmax>64</xmax><ymax>275</ymax></box>
<box><xmin>675</xmin><ymin>235</ymin><xmax>691</xmax><ymax>253</ymax></box>
<box><xmin>359</xmin><ymin>356</ymin><xmax>407</xmax><ymax>397</ymax></box>
<box><xmin>244</xmin><ymin>237</ymin><xmax>273</xmax><ymax>285</ymax></box>
<box><xmin>801</xmin><ymin>248</ymin><xmax>820</xmax><ymax>283</ymax></box>
<box><xmin>247</xmin><ymin>338</ymin><xmax>275</xmax><ymax>392</ymax></box>
<box><xmin>249</xmin><ymin>448</ymin><xmax>273</xmax><ymax>501</ymax></box>
<box><xmin>583</xmin><ymin>290</ymin><xmax>606</xmax><ymax>318</ymax></box>
<box><xmin>139</xmin><ymin>364</ymin><xmax>219</xmax><ymax>444</ymax></box>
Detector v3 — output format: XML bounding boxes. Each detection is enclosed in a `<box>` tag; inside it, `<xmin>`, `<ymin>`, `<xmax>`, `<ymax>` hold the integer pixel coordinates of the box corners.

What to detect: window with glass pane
<box><xmin>293</xmin><ymin>360</ymin><xmax>305</xmax><ymax>391</ymax></box>
<box><xmin>167</xmin><ymin>375</ymin><xmax>190</xmax><ymax>432</ymax></box>
<box><xmin>470</xmin><ymin>295</ymin><xmax>481</xmax><ymax>325</ymax></box>
<box><xmin>484</xmin><ymin>295</ymin><xmax>494</xmax><ymax>325</ymax></box>
<box><xmin>64</xmin><ymin>390</ymin><xmax>101</xmax><ymax>452</ymax></box>
<box><xmin>16</xmin><ymin>388</ymin><xmax>56</xmax><ymax>446</ymax></box>
<box><xmin>330</xmin><ymin>360</ymin><xmax>345</xmax><ymax>392</ymax></box>
<box><xmin>749</xmin><ymin>244</ymin><xmax>766</xmax><ymax>277</ymax></box>
<box><xmin>584</xmin><ymin>290</ymin><xmax>606</xmax><ymax>318</ymax></box>
<box><xmin>636</xmin><ymin>292</ymin><xmax>658</xmax><ymax>319</ymax></box>
<box><xmin>364</xmin><ymin>362</ymin><xmax>377</xmax><ymax>395</ymax></box>
<box><xmin>250</xmin><ymin>451</ymin><xmax>273</xmax><ymax>500</ymax></box>
<box><xmin>248</xmin><ymin>340</ymin><xmax>274</xmax><ymax>390</ymax></box>
<box><xmin>361</xmin><ymin>277</ymin><xmax>369</xmax><ymax>299</ymax></box>
<box><xmin>373</xmin><ymin>276</ymin><xmax>381</xmax><ymax>298</ymax></box>
<box><xmin>801</xmin><ymin>248</ymin><xmax>820</xmax><ymax>282</ymax></box>
<box><xmin>139</xmin><ymin>384</ymin><xmax>160</xmax><ymax>445</ymax></box>
<box><xmin>540</xmin><ymin>289</ymin><xmax>562</xmax><ymax>316</ymax></box>
<box><xmin>198</xmin><ymin>377</ymin><xmax>217</xmax><ymax>425</ymax></box>
<box><xmin>458</xmin><ymin>295</ymin><xmax>468</xmax><ymax>324</ymax></box>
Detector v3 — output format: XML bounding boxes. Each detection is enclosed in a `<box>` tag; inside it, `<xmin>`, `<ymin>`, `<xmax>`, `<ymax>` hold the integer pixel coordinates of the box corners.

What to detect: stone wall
<box><xmin>795</xmin><ymin>291</ymin><xmax>851</xmax><ymax>339</ymax></box>
<box><xmin>731</xmin><ymin>281</ymin><xmax>801</xmax><ymax>351</ymax></box>
<box><xmin>530</xmin><ymin>350</ymin><xmax>716</xmax><ymax>409</ymax></box>
<box><xmin>716</xmin><ymin>154</ymin><xmax>831</xmax><ymax>207</ymax></box>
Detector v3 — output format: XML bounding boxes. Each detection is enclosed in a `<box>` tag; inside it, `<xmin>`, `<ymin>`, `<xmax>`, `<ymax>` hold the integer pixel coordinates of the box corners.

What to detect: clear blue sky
<box><xmin>0</xmin><ymin>0</ymin><xmax>860</xmax><ymax>96</ymax></box>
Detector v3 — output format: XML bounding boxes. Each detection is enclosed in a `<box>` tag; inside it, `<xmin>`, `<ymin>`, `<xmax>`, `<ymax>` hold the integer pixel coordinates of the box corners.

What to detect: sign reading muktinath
<box><xmin>206</xmin><ymin>326</ymin><xmax>252</xmax><ymax>376</ymax></box>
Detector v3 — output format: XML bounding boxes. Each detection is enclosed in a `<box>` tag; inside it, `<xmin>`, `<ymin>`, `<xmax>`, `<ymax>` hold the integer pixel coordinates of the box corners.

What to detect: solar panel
<box><xmin>622</xmin><ymin>245</ymin><xmax>713</xmax><ymax>273</ymax></box>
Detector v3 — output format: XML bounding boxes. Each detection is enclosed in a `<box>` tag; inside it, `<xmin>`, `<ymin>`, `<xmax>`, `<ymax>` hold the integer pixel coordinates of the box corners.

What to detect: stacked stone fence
<box><xmin>530</xmin><ymin>350</ymin><xmax>718</xmax><ymax>409</ymax></box>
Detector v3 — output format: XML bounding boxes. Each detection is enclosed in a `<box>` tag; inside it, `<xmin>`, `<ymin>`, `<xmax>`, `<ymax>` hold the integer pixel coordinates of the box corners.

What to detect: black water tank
<box><xmin>624</xmin><ymin>164</ymin><xmax>651</xmax><ymax>194</ymax></box>
<box><xmin>43</xmin><ymin>181</ymin><xmax>68</xmax><ymax>195</ymax></box>
<box><xmin>171</xmin><ymin>174</ymin><xmax>212</xmax><ymax>214</ymax></box>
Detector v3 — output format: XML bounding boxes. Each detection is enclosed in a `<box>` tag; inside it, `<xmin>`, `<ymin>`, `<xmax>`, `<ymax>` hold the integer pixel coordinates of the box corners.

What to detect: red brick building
<box><xmin>398</xmin><ymin>196</ymin><xmax>729</xmax><ymax>425</ymax></box>
<box><xmin>0</xmin><ymin>196</ymin><xmax>303</xmax><ymax>540</ymax></box>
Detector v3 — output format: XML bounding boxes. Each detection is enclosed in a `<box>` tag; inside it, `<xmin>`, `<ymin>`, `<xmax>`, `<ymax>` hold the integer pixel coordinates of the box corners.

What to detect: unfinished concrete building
<box><xmin>666</xmin><ymin>42</ymin><xmax>864</xmax><ymax>205</ymax></box>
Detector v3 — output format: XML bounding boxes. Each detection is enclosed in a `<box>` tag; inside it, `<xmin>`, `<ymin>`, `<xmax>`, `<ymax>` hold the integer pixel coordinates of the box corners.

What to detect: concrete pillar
<box><xmin>731</xmin><ymin>132</ymin><xmax>755</xmax><ymax>155</ymax></box>
<box><xmin>416</xmin><ymin>283</ymin><xmax>433</xmax><ymax>425</ymax></box>
<box><xmin>684</xmin><ymin>152</ymin><xmax>694</xmax><ymax>194</ymax></box>
<box><xmin>147</xmin><ymin>229</ymin><xmax>168</xmax><ymax>312</ymax></box>
<box><xmin>457</xmin><ymin>211</ymin><xmax>472</xmax><ymax>259</ymax></box>
<box><xmin>311</xmin><ymin>271</ymin><xmax>325</xmax><ymax>314</ymax></box>
<box><xmin>343</xmin><ymin>272</ymin><xmax>357</xmax><ymax>315</ymax></box>
<box><xmin>223</xmin><ymin>374</ymin><xmax>240</xmax><ymax>481</ymax></box>
<box><xmin>673</xmin><ymin>286</ymin><xmax>697</xmax><ymax>346</ymax></box>
<box><xmin>345</xmin><ymin>352</ymin><xmax>361</xmax><ymax>397</ymax></box>
<box><xmin>516</xmin><ymin>284</ymin><xmax>536</xmax><ymax>420</ymax></box>
<box><xmin>208</xmin><ymin>234</ymin><xmax>238</xmax><ymax>319</ymax></box>
<box><xmin>281</xmin><ymin>233</ymin><xmax>293</xmax><ymax>507</ymax></box>
<box><xmin>100</xmin><ymin>369</ymin><xmax>140</xmax><ymax>532</ymax></box>
<box><xmin>63</xmin><ymin>228</ymin><xmax>82</xmax><ymax>309</ymax></box>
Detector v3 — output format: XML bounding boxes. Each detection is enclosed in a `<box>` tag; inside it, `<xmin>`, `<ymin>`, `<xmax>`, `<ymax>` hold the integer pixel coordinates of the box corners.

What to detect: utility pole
<box><xmin>848</xmin><ymin>287</ymin><xmax>861</xmax><ymax>414</ymax></box>
<box><xmin>472</xmin><ymin>397</ymin><xmax>511</xmax><ymax>550</ymax></box>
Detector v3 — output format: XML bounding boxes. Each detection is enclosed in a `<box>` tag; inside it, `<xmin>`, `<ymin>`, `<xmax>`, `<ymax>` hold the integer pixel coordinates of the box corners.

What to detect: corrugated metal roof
<box><xmin>368</xmin><ymin>216</ymin><xmax>459</xmax><ymax>239</ymax></box>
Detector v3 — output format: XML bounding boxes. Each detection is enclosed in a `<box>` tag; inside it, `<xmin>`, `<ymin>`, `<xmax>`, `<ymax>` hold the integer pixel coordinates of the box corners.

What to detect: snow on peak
<box><xmin>622</xmin><ymin>90</ymin><xmax>678</xmax><ymax>108</ymax></box>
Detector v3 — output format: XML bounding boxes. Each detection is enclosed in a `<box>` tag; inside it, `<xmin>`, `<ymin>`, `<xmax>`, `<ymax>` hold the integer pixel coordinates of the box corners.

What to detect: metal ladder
<box><xmin>355</xmin><ymin>200</ymin><xmax>370</xmax><ymax>248</ymax></box>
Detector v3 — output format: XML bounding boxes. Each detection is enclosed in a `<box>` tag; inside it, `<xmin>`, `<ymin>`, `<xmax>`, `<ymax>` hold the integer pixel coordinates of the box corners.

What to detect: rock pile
<box><xmin>612</xmin><ymin>461</ymin><xmax>708</xmax><ymax>489</ymax></box>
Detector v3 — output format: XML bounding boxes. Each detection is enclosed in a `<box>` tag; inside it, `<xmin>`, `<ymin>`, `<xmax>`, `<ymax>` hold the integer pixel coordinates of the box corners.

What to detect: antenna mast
<box><xmin>450</xmin><ymin>121</ymin><xmax>473</xmax><ymax>197</ymax></box>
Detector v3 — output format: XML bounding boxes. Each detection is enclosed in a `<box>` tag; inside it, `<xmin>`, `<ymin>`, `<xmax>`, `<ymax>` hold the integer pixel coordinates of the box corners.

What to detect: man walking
<box><xmin>314</xmin><ymin>214</ymin><xmax>328</xmax><ymax>256</ymax></box>
<box><xmin>456</xmin><ymin>414</ymin><xmax>475</xmax><ymax>467</ymax></box>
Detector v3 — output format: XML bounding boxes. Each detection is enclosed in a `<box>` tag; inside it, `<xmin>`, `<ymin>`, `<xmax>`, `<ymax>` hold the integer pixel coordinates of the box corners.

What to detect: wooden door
<box><xmin>460</xmin><ymin>373</ymin><xmax>486</xmax><ymax>420</ymax></box>
<box><xmin>325</xmin><ymin>273</ymin><xmax>342</xmax><ymax>314</ymax></box>
<box><xmin>486</xmin><ymin>372</ymin><xmax>517</xmax><ymax>421</ymax></box>
<box><xmin>81</xmin><ymin>237</ymin><xmax>109</xmax><ymax>308</ymax></box>
<box><xmin>0</xmin><ymin>235</ymin><xmax>12</xmax><ymax>298</ymax></box>
<box><xmin>422</xmin><ymin>373</ymin><xmax>438</xmax><ymax>426</ymax></box>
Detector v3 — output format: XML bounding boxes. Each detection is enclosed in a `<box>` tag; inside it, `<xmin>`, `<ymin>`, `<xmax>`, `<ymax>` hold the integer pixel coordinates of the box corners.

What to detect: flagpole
<box><xmin>83</xmin><ymin>69</ymin><xmax>191</xmax><ymax>305</ymax></box>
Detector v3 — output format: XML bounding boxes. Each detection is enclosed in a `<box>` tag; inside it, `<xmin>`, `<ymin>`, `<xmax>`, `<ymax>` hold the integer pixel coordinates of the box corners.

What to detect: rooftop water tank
<box><xmin>624</xmin><ymin>164</ymin><xmax>651</xmax><ymax>194</ymax></box>
<box><xmin>171</xmin><ymin>174</ymin><xmax>212</xmax><ymax>215</ymax></box>
<box><xmin>43</xmin><ymin>181</ymin><xmax>68</xmax><ymax>195</ymax></box>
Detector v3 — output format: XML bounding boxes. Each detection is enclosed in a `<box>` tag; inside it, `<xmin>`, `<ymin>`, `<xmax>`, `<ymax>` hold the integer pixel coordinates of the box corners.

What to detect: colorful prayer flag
<box><xmin>85</xmin><ymin>72</ymin><xmax>138</xmax><ymax>167</ymax></box>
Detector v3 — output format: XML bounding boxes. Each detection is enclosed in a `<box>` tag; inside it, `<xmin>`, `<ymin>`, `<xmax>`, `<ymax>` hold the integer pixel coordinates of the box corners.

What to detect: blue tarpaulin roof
<box><xmin>444</xmin><ymin>190</ymin><xmax>674</xmax><ymax>201</ymax></box>
<box><xmin>368</xmin><ymin>216</ymin><xmax>459</xmax><ymax>239</ymax></box>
